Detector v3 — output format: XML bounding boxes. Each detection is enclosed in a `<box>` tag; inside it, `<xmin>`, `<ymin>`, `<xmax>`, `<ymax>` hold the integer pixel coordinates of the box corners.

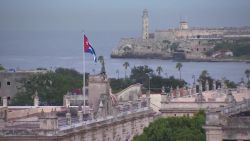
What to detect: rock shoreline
<box><xmin>110</xmin><ymin>54</ymin><xmax>250</xmax><ymax>63</ymax></box>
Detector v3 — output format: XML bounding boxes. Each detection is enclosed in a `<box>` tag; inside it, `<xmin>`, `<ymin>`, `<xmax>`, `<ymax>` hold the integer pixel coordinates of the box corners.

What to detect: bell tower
<box><xmin>142</xmin><ymin>9</ymin><xmax>149</xmax><ymax>40</ymax></box>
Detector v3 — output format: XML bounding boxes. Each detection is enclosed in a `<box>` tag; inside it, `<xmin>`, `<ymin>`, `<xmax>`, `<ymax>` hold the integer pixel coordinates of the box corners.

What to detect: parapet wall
<box><xmin>0</xmin><ymin>108</ymin><xmax>155</xmax><ymax>141</ymax></box>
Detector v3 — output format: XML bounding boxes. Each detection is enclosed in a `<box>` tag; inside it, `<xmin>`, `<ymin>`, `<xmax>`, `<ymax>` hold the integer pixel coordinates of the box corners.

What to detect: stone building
<box><xmin>204</xmin><ymin>99</ymin><xmax>250</xmax><ymax>141</ymax></box>
<box><xmin>160</xmin><ymin>83</ymin><xmax>250</xmax><ymax>117</ymax></box>
<box><xmin>0</xmin><ymin>70</ymin><xmax>47</xmax><ymax>103</ymax></box>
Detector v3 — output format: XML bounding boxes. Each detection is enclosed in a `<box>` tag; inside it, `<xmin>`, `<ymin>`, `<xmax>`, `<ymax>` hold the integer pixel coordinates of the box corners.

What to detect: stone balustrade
<box><xmin>204</xmin><ymin>98</ymin><xmax>250</xmax><ymax>141</ymax></box>
<box><xmin>0</xmin><ymin>107</ymin><xmax>155</xmax><ymax>141</ymax></box>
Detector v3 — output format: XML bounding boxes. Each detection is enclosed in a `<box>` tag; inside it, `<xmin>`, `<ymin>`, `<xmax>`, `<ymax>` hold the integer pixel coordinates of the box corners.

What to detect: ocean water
<box><xmin>0</xmin><ymin>31</ymin><xmax>249</xmax><ymax>84</ymax></box>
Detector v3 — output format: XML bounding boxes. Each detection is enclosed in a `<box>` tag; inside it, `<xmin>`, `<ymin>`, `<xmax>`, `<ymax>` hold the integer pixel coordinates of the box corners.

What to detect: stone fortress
<box><xmin>111</xmin><ymin>9</ymin><xmax>250</xmax><ymax>60</ymax></box>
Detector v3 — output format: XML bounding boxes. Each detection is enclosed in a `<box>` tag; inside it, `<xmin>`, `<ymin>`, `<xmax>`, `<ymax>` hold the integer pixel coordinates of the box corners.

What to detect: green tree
<box><xmin>224</xmin><ymin>79</ymin><xmax>237</xmax><ymax>88</ymax></box>
<box><xmin>123</xmin><ymin>62</ymin><xmax>130</xmax><ymax>78</ymax></box>
<box><xmin>156</xmin><ymin>66</ymin><xmax>163</xmax><ymax>76</ymax></box>
<box><xmin>199</xmin><ymin>70</ymin><xmax>209</xmax><ymax>82</ymax></box>
<box><xmin>129</xmin><ymin>65</ymin><xmax>186</xmax><ymax>93</ymax></box>
<box><xmin>11</xmin><ymin>68</ymin><xmax>84</xmax><ymax>106</ymax></box>
<box><xmin>176</xmin><ymin>62</ymin><xmax>183</xmax><ymax>80</ymax></box>
<box><xmin>133</xmin><ymin>111</ymin><xmax>205</xmax><ymax>141</ymax></box>
<box><xmin>198</xmin><ymin>70</ymin><xmax>214</xmax><ymax>91</ymax></box>
<box><xmin>130</xmin><ymin>65</ymin><xmax>153</xmax><ymax>85</ymax></box>
<box><xmin>245</xmin><ymin>69</ymin><xmax>250</xmax><ymax>82</ymax></box>
<box><xmin>109</xmin><ymin>78</ymin><xmax>133</xmax><ymax>93</ymax></box>
<box><xmin>0</xmin><ymin>64</ymin><xmax>5</xmax><ymax>71</ymax></box>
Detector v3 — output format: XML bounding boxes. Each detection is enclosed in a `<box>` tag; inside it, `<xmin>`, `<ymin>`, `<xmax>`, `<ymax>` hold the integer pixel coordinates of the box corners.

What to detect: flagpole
<box><xmin>82</xmin><ymin>31</ymin><xmax>86</xmax><ymax>115</ymax></box>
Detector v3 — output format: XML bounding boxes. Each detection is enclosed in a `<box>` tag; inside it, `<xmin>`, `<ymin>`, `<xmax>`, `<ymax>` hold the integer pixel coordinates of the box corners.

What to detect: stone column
<box><xmin>206</xmin><ymin>80</ymin><xmax>209</xmax><ymax>91</ymax></box>
<box><xmin>39</xmin><ymin>109</ymin><xmax>58</xmax><ymax>130</ymax></box>
<box><xmin>199</xmin><ymin>81</ymin><xmax>202</xmax><ymax>92</ymax></box>
<box><xmin>213</xmin><ymin>80</ymin><xmax>216</xmax><ymax>91</ymax></box>
<box><xmin>203</xmin><ymin>126</ymin><xmax>223</xmax><ymax>141</ymax></box>
<box><xmin>146</xmin><ymin>91</ymin><xmax>150</xmax><ymax>107</ymax></box>
<box><xmin>2</xmin><ymin>96</ymin><xmax>7</xmax><ymax>107</ymax></box>
<box><xmin>138</xmin><ymin>99</ymin><xmax>142</xmax><ymax>109</ymax></box>
<box><xmin>176</xmin><ymin>86</ymin><xmax>180</xmax><ymax>97</ymax></box>
<box><xmin>34</xmin><ymin>91</ymin><xmax>39</xmax><ymax>107</ymax></box>
<box><xmin>63</xmin><ymin>92</ymin><xmax>70</xmax><ymax>107</ymax></box>
<box><xmin>78</xmin><ymin>110</ymin><xmax>83</xmax><ymax>122</ymax></box>
<box><xmin>161</xmin><ymin>86</ymin><xmax>167</xmax><ymax>103</ymax></box>
<box><xmin>170</xmin><ymin>86</ymin><xmax>173</xmax><ymax>99</ymax></box>
<box><xmin>66</xmin><ymin>112</ymin><xmax>71</xmax><ymax>125</ymax></box>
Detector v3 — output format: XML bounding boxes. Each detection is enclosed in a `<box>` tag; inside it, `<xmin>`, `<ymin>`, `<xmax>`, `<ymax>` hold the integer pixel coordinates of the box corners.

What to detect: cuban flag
<box><xmin>83</xmin><ymin>34</ymin><xmax>97</xmax><ymax>62</ymax></box>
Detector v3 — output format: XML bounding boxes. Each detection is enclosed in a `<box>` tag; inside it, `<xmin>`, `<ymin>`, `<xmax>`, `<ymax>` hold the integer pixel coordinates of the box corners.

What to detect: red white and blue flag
<box><xmin>83</xmin><ymin>34</ymin><xmax>97</xmax><ymax>62</ymax></box>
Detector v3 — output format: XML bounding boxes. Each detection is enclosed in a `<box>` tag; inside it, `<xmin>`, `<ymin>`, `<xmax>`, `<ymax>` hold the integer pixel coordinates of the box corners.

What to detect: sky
<box><xmin>0</xmin><ymin>0</ymin><xmax>250</xmax><ymax>32</ymax></box>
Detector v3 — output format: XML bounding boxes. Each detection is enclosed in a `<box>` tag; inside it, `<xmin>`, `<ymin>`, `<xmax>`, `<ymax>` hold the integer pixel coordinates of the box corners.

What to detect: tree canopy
<box><xmin>133</xmin><ymin>111</ymin><xmax>205</xmax><ymax>141</ymax></box>
<box><xmin>0</xmin><ymin>64</ymin><xmax>5</xmax><ymax>71</ymax></box>
<box><xmin>110</xmin><ymin>65</ymin><xmax>186</xmax><ymax>93</ymax></box>
<box><xmin>11</xmin><ymin>68</ymin><xmax>85</xmax><ymax>106</ymax></box>
<box><xmin>156</xmin><ymin>66</ymin><xmax>163</xmax><ymax>76</ymax></box>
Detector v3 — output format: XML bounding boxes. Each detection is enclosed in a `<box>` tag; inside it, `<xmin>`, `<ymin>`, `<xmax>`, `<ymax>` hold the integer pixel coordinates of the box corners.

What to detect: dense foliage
<box><xmin>110</xmin><ymin>65</ymin><xmax>186</xmax><ymax>93</ymax></box>
<box><xmin>224</xmin><ymin>79</ymin><xmax>237</xmax><ymax>88</ymax></box>
<box><xmin>11</xmin><ymin>68</ymin><xmax>85</xmax><ymax>106</ymax></box>
<box><xmin>133</xmin><ymin>111</ymin><xmax>205</xmax><ymax>141</ymax></box>
<box><xmin>109</xmin><ymin>78</ymin><xmax>133</xmax><ymax>93</ymax></box>
<box><xmin>206</xmin><ymin>39</ymin><xmax>250</xmax><ymax>59</ymax></box>
<box><xmin>0</xmin><ymin>64</ymin><xmax>5</xmax><ymax>70</ymax></box>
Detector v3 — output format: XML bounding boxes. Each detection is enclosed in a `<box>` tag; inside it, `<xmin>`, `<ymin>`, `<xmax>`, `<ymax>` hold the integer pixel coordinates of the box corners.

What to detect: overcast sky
<box><xmin>0</xmin><ymin>0</ymin><xmax>250</xmax><ymax>32</ymax></box>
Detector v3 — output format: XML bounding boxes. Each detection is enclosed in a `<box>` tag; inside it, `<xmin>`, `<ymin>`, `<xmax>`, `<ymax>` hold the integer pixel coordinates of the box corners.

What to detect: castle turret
<box><xmin>142</xmin><ymin>9</ymin><xmax>149</xmax><ymax>40</ymax></box>
<box><xmin>179</xmin><ymin>21</ymin><xmax>188</xmax><ymax>30</ymax></box>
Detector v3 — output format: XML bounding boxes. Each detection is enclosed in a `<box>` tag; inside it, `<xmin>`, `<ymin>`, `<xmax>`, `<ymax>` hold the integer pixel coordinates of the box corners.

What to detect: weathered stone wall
<box><xmin>88</xmin><ymin>74</ymin><xmax>109</xmax><ymax>113</ymax></box>
<box><xmin>3</xmin><ymin>106</ymin><xmax>63</xmax><ymax>120</ymax></box>
<box><xmin>0</xmin><ymin>109</ymin><xmax>155</xmax><ymax>141</ymax></box>
<box><xmin>160</xmin><ymin>101</ymin><xmax>228</xmax><ymax>117</ymax></box>
<box><xmin>0</xmin><ymin>71</ymin><xmax>47</xmax><ymax>99</ymax></box>
<box><xmin>116</xmin><ymin>84</ymin><xmax>142</xmax><ymax>102</ymax></box>
<box><xmin>0</xmin><ymin>72</ymin><xmax>32</xmax><ymax>98</ymax></box>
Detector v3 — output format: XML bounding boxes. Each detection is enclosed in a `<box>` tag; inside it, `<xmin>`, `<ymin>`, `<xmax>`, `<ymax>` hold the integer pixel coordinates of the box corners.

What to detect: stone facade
<box><xmin>0</xmin><ymin>70</ymin><xmax>47</xmax><ymax>101</ymax></box>
<box><xmin>88</xmin><ymin>73</ymin><xmax>111</xmax><ymax>115</ymax></box>
<box><xmin>160</xmin><ymin>83</ymin><xmax>250</xmax><ymax>117</ymax></box>
<box><xmin>0</xmin><ymin>108</ymin><xmax>155</xmax><ymax>141</ymax></box>
<box><xmin>203</xmin><ymin>99</ymin><xmax>250</xmax><ymax>141</ymax></box>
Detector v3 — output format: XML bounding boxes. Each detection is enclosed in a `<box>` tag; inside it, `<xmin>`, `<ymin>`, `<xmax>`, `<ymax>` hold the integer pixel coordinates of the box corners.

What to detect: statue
<box><xmin>98</xmin><ymin>56</ymin><xmax>106</xmax><ymax>75</ymax></box>
<box><xmin>161</xmin><ymin>86</ymin><xmax>165</xmax><ymax>94</ymax></box>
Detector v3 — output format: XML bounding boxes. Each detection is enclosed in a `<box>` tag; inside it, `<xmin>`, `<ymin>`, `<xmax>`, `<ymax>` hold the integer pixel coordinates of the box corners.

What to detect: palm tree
<box><xmin>245</xmin><ymin>69</ymin><xmax>250</xmax><ymax>82</ymax></box>
<box><xmin>176</xmin><ymin>62</ymin><xmax>183</xmax><ymax>80</ymax></box>
<box><xmin>116</xmin><ymin>69</ymin><xmax>120</xmax><ymax>79</ymax></box>
<box><xmin>123</xmin><ymin>62</ymin><xmax>130</xmax><ymax>78</ymax></box>
<box><xmin>199</xmin><ymin>70</ymin><xmax>209</xmax><ymax>82</ymax></box>
<box><xmin>156</xmin><ymin>66</ymin><xmax>163</xmax><ymax>76</ymax></box>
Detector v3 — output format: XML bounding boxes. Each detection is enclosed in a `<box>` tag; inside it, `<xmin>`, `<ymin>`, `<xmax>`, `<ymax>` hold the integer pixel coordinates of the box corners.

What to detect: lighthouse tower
<box><xmin>142</xmin><ymin>9</ymin><xmax>149</xmax><ymax>40</ymax></box>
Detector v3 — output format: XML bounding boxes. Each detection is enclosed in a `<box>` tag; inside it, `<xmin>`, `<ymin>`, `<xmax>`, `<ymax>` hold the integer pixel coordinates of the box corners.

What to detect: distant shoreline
<box><xmin>110</xmin><ymin>55</ymin><xmax>250</xmax><ymax>63</ymax></box>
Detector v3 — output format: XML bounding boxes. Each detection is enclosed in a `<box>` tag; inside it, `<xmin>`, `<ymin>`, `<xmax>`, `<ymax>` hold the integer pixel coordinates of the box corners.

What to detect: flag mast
<box><xmin>82</xmin><ymin>31</ymin><xmax>86</xmax><ymax>114</ymax></box>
